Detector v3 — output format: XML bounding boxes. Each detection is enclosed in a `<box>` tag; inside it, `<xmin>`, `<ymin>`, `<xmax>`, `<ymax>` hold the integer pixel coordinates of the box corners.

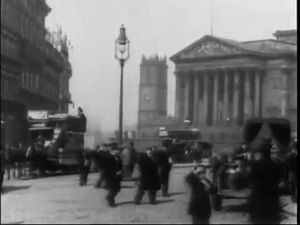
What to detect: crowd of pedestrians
<box><xmin>84</xmin><ymin>141</ymin><xmax>173</xmax><ymax>207</ymax></box>
<box><xmin>1</xmin><ymin>136</ymin><xmax>297</xmax><ymax>224</ymax></box>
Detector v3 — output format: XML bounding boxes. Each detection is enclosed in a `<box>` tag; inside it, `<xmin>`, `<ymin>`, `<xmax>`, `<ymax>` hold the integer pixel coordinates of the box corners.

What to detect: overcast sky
<box><xmin>45</xmin><ymin>0</ymin><xmax>296</xmax><ymax>132</ymax></box>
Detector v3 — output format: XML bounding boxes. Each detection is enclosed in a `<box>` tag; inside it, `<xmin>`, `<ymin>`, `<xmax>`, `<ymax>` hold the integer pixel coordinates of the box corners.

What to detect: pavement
<box><xmin>1</xmin><ymin>166</ymin><xmax>297</xmax><ymax>224</ymax></box>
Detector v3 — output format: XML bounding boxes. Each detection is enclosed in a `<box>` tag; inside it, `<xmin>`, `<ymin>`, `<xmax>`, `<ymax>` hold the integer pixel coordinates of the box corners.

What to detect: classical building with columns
<box><xmin>170</xmin><ymin>30</ymin><xmax>297</xmax><ymax>142</ymax></box>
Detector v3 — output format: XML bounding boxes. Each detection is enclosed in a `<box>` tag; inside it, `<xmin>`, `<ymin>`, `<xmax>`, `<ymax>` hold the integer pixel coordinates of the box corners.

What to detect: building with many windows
<box><xmin>1</xmin><ymin>0</ymin><xmax>72</xmax><ymax>146</ymax></box>
<box><xmin>170</xmin><ymin>30</ymin><xmax>297</xmax><ymax>142</ymax></box>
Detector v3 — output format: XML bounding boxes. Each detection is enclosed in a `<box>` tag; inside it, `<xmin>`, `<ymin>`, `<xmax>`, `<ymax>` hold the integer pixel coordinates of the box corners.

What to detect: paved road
<box><xmin>1</xmin><ymin>167</ymin><xmax>297</xmax><ymax>224</ymax></box>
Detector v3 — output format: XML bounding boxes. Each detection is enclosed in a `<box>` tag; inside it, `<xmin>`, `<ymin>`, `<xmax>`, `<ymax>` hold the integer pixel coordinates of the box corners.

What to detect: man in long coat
<box><xmin>134</xmin><ymin>147</ymin><xmax>161</xmax><ymax>205</ymax></box>
<box><xmin>102</xmin><ymin>144</ymin><xmax>122</xmax><ymax>207</ymax></box>
<box><xmin>154</xmin><ymin>142</ymin><xmax>172</xmax><ymax>197</ymax></box>
<box><xmin>248</xmin><ymin>139</ymin><xmax>286</xmax><ymax>224</ymax></box>
<box><xmin>77</xmin><ymin>150</ymin><xmax>91</xmax><ymax>186</ymax></box>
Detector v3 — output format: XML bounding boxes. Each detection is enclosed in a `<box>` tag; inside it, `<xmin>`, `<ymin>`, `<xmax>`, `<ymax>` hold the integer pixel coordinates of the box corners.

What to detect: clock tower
<box><xmin>137</xmin><ymin>54</ymin><xmax>168</xmax><ymax>138</ymax></box>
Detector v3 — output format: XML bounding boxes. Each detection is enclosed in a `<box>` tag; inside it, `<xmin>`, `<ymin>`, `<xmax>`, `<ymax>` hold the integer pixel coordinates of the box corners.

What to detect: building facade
<box><xmin>137</xmin><ymin>55</ymin><xmax>169</xmax><ymax>138</ymax></box>
<box><xmin>1</xmin><ymin>0</ymin><xmax>72</xmax><ymax>146</ymax></box>
<box><xmin>58</xmin><ymin>36</ymin><xmax>72</xmax><ymax>113</ymax></box>
<box><xmin>170</xmin><ymin>30</ymin><xmax>297</xmax><ymax>142</ymax></box>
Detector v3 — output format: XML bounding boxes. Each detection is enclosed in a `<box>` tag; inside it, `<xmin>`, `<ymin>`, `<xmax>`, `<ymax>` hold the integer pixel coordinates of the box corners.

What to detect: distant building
<box><xmin>137</xmin><ymin>54</ymin><xmax>177</xmax><ymax>138</ymax></box>
<box><xmin>170</xmin><ymin>29</ymin><xmax>297</xmax><ymax>142</ymax></box>
<box><xmin>1</xmin><ymin>0</ymin><xmax>72</xmax><ymax>145</ymax></box>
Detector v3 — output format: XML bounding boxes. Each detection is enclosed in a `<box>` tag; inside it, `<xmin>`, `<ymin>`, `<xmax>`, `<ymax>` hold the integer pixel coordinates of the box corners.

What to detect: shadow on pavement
<box><xmin>156</xmin><ymin>199</ymin><xmax>175</xmax><ymax>204</ymax></box>
<box><xmin>117</xmin><ymin>198</ymin><xmax>175</xmax><ymax>206</ymax></box>
<box><xmin>168</xmin><ymin>191</ymin><xmax>185</xmax><ymax>196</ymax></box>
<box><xmin>116</xmin><ymin>200</ymin><xmax>135</xmax><ymax>206</ymax></box>
<box><xmin>2</xmin><ymin>185</ymin><xmax>31</xmax><ymax>194</ymax></box>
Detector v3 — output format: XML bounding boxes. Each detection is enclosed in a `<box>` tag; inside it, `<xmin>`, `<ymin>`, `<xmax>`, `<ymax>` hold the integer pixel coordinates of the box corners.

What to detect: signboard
<box><xmin>28</xmin><ymin>110</ymin><xmax>49</xmax><ymax>120</ymax></box>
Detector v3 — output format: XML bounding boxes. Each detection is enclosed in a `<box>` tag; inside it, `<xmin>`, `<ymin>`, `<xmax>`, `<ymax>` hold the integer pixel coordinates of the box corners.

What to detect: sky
<box><xmin>45</xmin><ymin>0</ymin><xmax>296</xmax><ymax>132</ymax></box>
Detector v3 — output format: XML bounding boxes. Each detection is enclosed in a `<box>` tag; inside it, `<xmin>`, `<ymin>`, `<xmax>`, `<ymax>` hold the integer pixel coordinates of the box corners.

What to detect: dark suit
<box><xmin>248</xmin><ymin>159</ymin><xmax>284</xmax><ymax>224</ymax></box>
<box><xmin>154</xmin><ymin>149</ymin><xmax>172</xmax><ymax>196</ymax></box>
<box><xmin>185</xmin><ymin>172</ymin><xmax>211</xmax><ymax>224</ymax></box>
<box><xmin>102</xmin><ymin>152</ymin><xmax>122</xmax><ymax>207</ymax></box>
<box><xmin>78</xmin><ymin>151</ymin><xmax>91</xmax><ymax>186</ymax></box>
<box><xmin>135</xmin><ymin>152</ymin><xmax>161</xmax><ymax>204</ymax></box>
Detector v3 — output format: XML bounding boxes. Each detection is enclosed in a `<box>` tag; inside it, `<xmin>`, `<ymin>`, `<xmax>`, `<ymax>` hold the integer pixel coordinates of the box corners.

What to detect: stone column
<box><xmin>233</xmin><ymin>70</ymin><xmax>240</xmax><ymax>123</ymax></box>
<box><xmin>193</xmin><ymin>72</ymin><xmax>199</xmax><ymax>126</ymax></box>
<box><xmin>254</xmin><ymin>70</ymin><xmax>260</xmax><ymax>117</ymax></box>
<box><xmin>175</xmin><ymin>72</ymin><xmax>180</xmax><ymax>119</ymax></box>
<box><xmin>203</xmin><ymin>72</ymin><xmax>209</xmax><ymax>125</ymax></box>
<box><xmin>244</xmin><ymin>69</ymin><xmax>251</xmax><ymax>119</ymax></box>
<box><xmin>223</xmin><ymin>70</ymin><xmax>229</xmax><ymax>121</ymax></box>
<box><xmin>213</xmin><ymin>72</ymin><xmax>219</xmax><ymax>124</ymax></box>
<box><xmin>281</xmin><ymin>72</ymin><xmax>288</xmax><ymax>117</ymax></box>
<box><xmin>184</xmin><ymin>72</ymin><xmax>190</xmax><ymax>120</ymax></box>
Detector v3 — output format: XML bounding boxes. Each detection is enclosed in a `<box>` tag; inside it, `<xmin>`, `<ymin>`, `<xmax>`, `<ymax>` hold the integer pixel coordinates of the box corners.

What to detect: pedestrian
<box><xmin>27</xmin><ymin>135</ymin><xmax>47</xmax><ymax>176</ymax></box>
<box><xmin>78</xmin><ymin>150</ymin><xmax>91</xmax><ymax>186</ymax></box>
<box><xmin>121</xmin><ymin>145</ymin><xmax>131</xmax><ymax>178</ymax></box>
<box><xmin>248</xmin><ymin>138</ymin><xmax>286</xmax><ymax>224</ymax></box>
<box><xmin>94</xmin><ymin>144</ymin><xmax>107</xmax><ymax>188</ymax></box>
<box><xmin>134</xmin><ymin>147</ymin><xmax>161</xmax><ymax>205</ymax></box>
<box><xmin>4</xmin><ymin>144</ymin><xmax>12</xmax><ymax>180</ymax></box>
<box><xmin>128</xmin><ymin>141</ymin><xmax>137</xmax><ymax>177</ymax></box>
<box><xmin>185</xmin><ymin>166</ymin><xmax>213</xmax><ymax>224</ymax></box>
<box><xmin>155</xmin><ymin>141</ymin><xmax>173</xmax><ymax>197</ymax></box>
<box><xmin>1</xmin><ymin>145</ymin><xmax>5</xmax><ymax>193</ymax></box>
<box><xmin>102</xmin><ymin>144</ymin><xmax>122</xmax><ymax>207</ymax></box>
<box><xmin>287</xmin><ymin>140</ymin><xmax>297</xmax><ymax>202</ymax></box>
<box><xmin>191</xmin><ymin>142</ymin><xmax>201</xmax><ymax>163</ymax></box>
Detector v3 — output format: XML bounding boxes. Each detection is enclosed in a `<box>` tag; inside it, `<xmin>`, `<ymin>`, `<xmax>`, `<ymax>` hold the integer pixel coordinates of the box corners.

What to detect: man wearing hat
<box><xmin>102</xmin><ymin>143</ymin><xmax>122</xmax><ymax>207</ymax></box>
<box><xmin>154</xmin><ymin>141</ymin><xmax>173</xmax><ymax>197</ymax></box>
<box><xmin>78</xmin><ymin>149</ymin><xmax>91</xmax><ymax>186</ymax></box>
<box><xmin>134</xmin><ymin>147</ymin><xmax>161</xmax><ymax>205</ymax></box>
<box><xmin>185</xmin><ymin>166</ymin><xmax>215</xmax><ymax>224</ymax></box>
<box><xmin>94</xmin><ymin>144</ymin><xmax>108</xmax><ymax>188</ymax></box>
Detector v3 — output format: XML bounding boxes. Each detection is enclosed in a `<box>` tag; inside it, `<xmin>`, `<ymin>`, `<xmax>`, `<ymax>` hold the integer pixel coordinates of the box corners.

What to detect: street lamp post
<box><xmin>115</xmin><ymin>24</ymin><xmax>130</xmax><ymax>147</ymax></box>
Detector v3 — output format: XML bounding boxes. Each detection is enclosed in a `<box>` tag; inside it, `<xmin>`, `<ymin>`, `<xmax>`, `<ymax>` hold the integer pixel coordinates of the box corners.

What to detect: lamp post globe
<box><xmin>115</xmin><ymin>24</ymin><xmax>130</xmax><ymax>147</ymax></box>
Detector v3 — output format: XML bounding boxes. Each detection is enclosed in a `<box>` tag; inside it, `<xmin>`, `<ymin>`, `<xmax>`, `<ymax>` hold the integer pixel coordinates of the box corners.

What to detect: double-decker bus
<box><xmin>27</xmin><ymin>111</ymin><xmax>86</xmax><ymax>172</ymax></box>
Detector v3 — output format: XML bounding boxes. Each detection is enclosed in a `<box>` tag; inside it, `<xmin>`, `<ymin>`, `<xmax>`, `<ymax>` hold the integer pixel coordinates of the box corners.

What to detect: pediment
<box><xmin>172</xmin><ymin>36</ymin><xmax>248</xmax><ymax>61</ymax></box>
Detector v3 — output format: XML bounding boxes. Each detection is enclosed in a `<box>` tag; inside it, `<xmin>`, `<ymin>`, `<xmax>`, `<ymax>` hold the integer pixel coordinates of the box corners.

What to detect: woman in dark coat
<box><xmin>185</xmin><ymin>168</ymin><xmax>212</xmax><ymax>224</ymax></box>
<box><xmin>134</xmin><ymin>148</ymin><xmax>161</xmax><ymax>204</ymax></box>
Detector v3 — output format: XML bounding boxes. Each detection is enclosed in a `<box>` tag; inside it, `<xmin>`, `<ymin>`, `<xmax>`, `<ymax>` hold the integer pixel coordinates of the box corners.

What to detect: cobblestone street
<box><xmin>1</xmin><ymin>166</ymin><xmax>297</xmax><ymax>224</ymax></box>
